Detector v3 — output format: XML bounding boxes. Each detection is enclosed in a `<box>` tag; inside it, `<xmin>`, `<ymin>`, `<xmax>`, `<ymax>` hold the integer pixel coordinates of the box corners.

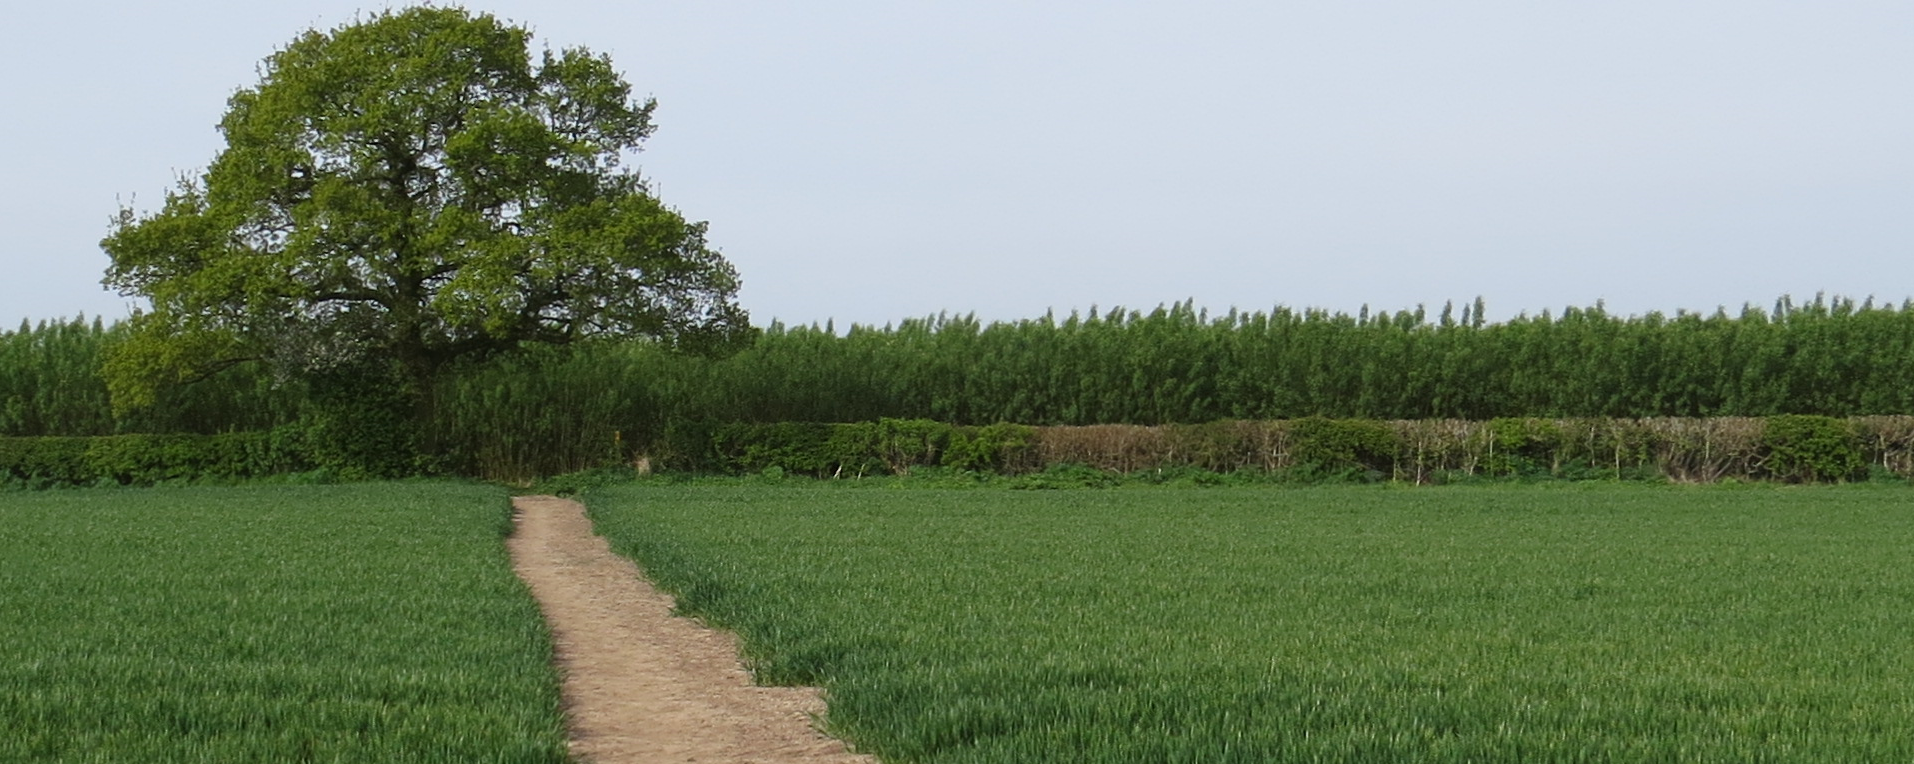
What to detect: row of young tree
<box><xmin>9</xmin><ymin>294</ymin><xmax>1914</xmax><ymax>474</ymax></box>
<box><xmin>0</xmin><ymin>317</ymin><xmax>295</xmax><ymax>437</ymax></box>
<box><xmin>678</xmin><ymin>294</ymin><xmax>1914</xmax><ymax>426</ymax></box>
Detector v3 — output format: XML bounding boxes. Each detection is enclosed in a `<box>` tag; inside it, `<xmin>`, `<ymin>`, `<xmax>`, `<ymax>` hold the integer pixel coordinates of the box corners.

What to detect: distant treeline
<box><xmin>8</xmin><ymin>295</ymin><xmax>1914</xmax><ymax>477</ymax></box>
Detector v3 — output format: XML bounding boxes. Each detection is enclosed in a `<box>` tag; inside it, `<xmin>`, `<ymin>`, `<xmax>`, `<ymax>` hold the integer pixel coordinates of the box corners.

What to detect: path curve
<box><xmin>507</xmin><ymin>495</ymin><xmax>876</xmax><ymax>764</ymax></box>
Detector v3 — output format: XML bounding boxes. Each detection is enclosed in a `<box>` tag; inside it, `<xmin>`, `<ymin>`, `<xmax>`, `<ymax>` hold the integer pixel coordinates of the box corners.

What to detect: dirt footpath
<box><xmin>507</xmin><ymin>495</ymin><xmax>876</xmax><ymax>764</ymax></box>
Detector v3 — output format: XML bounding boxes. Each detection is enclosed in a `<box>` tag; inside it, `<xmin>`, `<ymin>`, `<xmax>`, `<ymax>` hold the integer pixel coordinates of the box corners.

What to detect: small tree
<box><xmin>102</xmin><ymin>7</ymin><xmax>750</xmax><ymax>471</ymax></box>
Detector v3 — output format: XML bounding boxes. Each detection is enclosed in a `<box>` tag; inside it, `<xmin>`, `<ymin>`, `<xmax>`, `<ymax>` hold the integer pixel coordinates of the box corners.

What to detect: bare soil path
<box><xmin>507</xmin><ymin>495</ymin><xmax>877</xmax><ymax>764</ymax></box>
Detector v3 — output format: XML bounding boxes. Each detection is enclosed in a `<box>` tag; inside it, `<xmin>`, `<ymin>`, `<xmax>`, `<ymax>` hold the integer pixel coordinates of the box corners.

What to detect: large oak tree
<box><xmin>102</xmin><ymin>7</ymin><xmax>749</xmax><ymax>420</ymax></box>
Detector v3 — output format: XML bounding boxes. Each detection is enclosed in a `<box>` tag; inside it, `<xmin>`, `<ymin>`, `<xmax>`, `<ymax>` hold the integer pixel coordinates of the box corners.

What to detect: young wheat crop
<box><xmin>588</xmin><ymin>483</ymin><xmax>1914</xmax><ymax>763</ymax></box>
<box><xmin>0</xmin><ymin>483</ymin><xmax>569</xmax><ymax>763</ymax></box>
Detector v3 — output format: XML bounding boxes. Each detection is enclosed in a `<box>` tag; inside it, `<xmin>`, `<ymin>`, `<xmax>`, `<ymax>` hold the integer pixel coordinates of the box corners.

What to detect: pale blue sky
<box><xmin>4</xmin><ymin>1</ymin><xmax>1911</xmax><ymax>329</ymax></box>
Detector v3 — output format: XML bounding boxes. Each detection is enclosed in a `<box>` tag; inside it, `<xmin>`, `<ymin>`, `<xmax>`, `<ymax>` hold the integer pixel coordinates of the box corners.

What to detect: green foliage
<box><xmin>1483</xmin><ymin>417</ymin><xmax>1564</xmax><ymax>477</ymax></box>
<box><xmin>0</xmin><ymin>317</ymin><xmax>298</xmax><ymax>437</ymax></box>
<box><xmin>628</xmin><ymin>295</ymin><xmax>1914</xmax><ymax>427</ymax></box>
<box><xmin>81</xmin><ymin>431</ymin><xmax>309</xmax><ymax>485</ymax></box>
<box><xmin>625</xmin><ymin>414</ymin><xmax>1914</xmax><ymax>486</ymax></box>
<box><xmin>945</xmin><ymin>423</ymin><xmax>1037</xmax><ymax>472</ymax></box>
<box><xmin>299</xmin><ymin>364</ymin><xmax>430</xmax><ymax>480</ymax></box>
<box><xmin>20</xmin><ymin>293</ymin><xmax>1914</xmax><ymax>483</ymax></box>
<box><xmin>658</xmin><ymin>419</ymin><xmax>725</xmax><ymax>474</ymax></box>
<box><xmin>99</xmin><ymin>6</ymin><xmax>748</xmax><ymax>428</ymax></box>
<box><xmin>646</xmin><ymin>420</ymin><xmax>1038</xmax><ymax>480</ymax></box>
<box><xmin>590</xmin><ymin>485</ymin><xmax>1914</xmax><ymax>762</ymax></box>
<box><xmin>1287</xmin><ymin>417</ymin><xmax>1398</xmax><ymax>472</ymax></box>
<box><xmin>0</xmin><ymin>317</ymin><xmax>114</xmax><ymax>435</ymax></box>
<box><xmin>432</xmin><ymin>343</ymin><xmax>689</xmax><ymax>482</ymax></box>
<box><xmin>1762</xmin><ymin>415</ymin><xmax>1865</xmax><ymax>483</ymax></box>
<box><xmin>0</xmin><ymin>432</ymin><xmax>313</xmax><ymax>488</ymax></box>
<box><xmin>716</xmin><ymin>422</ymin><xmax>837</xmax><ymax>476</ymax></box>
<box><xmin>694</xmin><ymin>420</ymin><xmax>962</xmax><ymax>478</ymax></box>
<box><xmin>819</xmin><ymin>422</ymin><xmax>887</xmax><ymax>478</ymax></box>
<box><xmin>0</xmin><ymin>484</ymin><xmax>570</xmax><ymax>761</ymax></box>
<box><xmin>872</xmin><ymin>418</ymin><xmax>950</xmax><ymax>474</ymax></box>
<box><xmin>0</xmin><ymin>437</ymin><xmax>93</xmax><ymax>487</ymax></box>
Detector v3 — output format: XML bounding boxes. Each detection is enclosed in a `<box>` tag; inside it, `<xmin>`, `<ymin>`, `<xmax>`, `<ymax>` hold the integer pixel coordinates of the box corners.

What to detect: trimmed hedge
<box><xmin>658</xmin><ymin>419</ymin><xmax>1038</xmax><ymax>478</ymax></box>
<box><xmin>0</xmin><ymin>430</ymin><xmax>313</xmax><ymax>488</ymax></box>
<box><xmin>645</xmin><ymin>415</ymin><xmax>1909</xmax><ymax>485</ymax></box>
<box><xmin>5</xmin><ymin>415</ymin><xmax>1906</xmax><ymax>486</ymax></box>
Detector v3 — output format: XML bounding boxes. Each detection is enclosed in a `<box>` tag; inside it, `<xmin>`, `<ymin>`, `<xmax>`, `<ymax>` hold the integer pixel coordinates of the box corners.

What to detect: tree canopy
<box><xmin>102</xmin><ymin>6</ymin><xmax>750</xmax><ymax>409</ymax></box>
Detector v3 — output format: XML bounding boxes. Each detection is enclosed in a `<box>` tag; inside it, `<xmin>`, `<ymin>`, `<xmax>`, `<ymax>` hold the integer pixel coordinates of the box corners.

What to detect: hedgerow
<box><xmin>0</xmin><ymin>431</ymin><xmax>312</xmax><ymax>488</ymax></box>
<box><xmin>11</xmin><ymin>295</ymin><xmax>1914</xmax><ymax>482</ymax></box>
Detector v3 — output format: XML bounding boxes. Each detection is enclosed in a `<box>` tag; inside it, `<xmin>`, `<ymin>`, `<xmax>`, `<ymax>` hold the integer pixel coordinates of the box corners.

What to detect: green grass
<box><xmin>586</xmin><ymin>483</ymin><xmax>1914</xmax><ymax>763</ymax></box>
<box><xmin>0</xmin><ymin>483</ymin><xmax>570</xmax><ymax>763</ymax></box>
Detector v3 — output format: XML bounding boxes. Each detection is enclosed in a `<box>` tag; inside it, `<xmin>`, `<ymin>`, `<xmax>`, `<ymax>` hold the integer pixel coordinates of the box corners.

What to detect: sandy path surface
<box><xmin>507</xmin><ymin>495</ymin><xmax>877</xmax><ymax>764</ymax></box>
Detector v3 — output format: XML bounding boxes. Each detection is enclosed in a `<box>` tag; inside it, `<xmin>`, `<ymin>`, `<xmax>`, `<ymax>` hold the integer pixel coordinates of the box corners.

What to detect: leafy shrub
<box><xmin>1287</xmin><ymin>417</ymin><xmax>1399</xmax><ymax>472</ymax></box>
<box><xmin>715</xmin><ymin>422</ymin><xmax>835</xmax><ymax>476</ymax></box>
<box><xmin>1485</xmin><ymin>418</ymin><xmax>1564</xmax><ymax>477</ymax></box>
<box><xmin>873</xmin><ymin>418</ymin><xmax>952</xmax><ymax>474</ymax></box>
<box><xmin>945</xmin><ymin>423</ymin><xmax>1037</xmax><ymax>473</ymax></box>
<box><xmin>820</xmin><ymin>422</ymin><xmax>886</xmax><ymax>477</ymax></box>
<box><xmin>1762</xmin><ymin>415</ymin><xmax>1864</xmax><ymax>483</ymax></box>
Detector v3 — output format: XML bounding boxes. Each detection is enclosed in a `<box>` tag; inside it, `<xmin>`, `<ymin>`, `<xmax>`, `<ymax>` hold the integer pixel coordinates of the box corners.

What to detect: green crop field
<box><xmin>588</xmin><ymin>483</ymin><xmax>1914</xmax><ymax>763</ymax></box>
<box><xmin>0</xmin><ymin>483</ymin><xmax>570</xmax><ymax>763</ymax></box>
